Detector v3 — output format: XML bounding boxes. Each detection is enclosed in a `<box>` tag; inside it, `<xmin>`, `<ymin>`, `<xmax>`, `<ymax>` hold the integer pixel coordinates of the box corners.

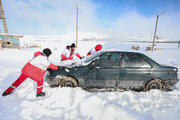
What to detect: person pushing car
<box><xmin>61</xmin><ymin>43</ymin><xmax>82</xmax><ymax>61</ymax></box>
<box><xmin>87</xmin><ymin>44</ymin><xmax>102</xmax><ymax>56</ymax></box>
<box><xmin>69</xmin><ymin>43</ymin><xmax>82</xmax><ymax>59</ymax></box>
<box><xmin>2</xmin><ymin>48</ymin><xmax>58</xmax><ymax>97</ymax></box>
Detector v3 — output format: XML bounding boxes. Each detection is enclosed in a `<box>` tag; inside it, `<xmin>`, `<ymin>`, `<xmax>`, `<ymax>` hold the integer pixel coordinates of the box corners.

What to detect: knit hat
<box><xmin>95</xmin><ymin>44</ymin><xmax>102</xmax><ymax>51</ymax></box>
<box><xmin>71</xmin><ymin>43</ymin><xmax>76</xmax><ymax>48</ymax></box>
<box><xmin>43</xmin><ymin>48</ymin><xmax>52</xmax><ymax>57</ymax></box>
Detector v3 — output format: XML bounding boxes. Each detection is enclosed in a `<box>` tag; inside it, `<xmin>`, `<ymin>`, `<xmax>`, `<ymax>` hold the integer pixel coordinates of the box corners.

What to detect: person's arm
<box><xmin>48</xmin><ymin>63</ymin><xmax>58</xmax><ymax>70</ymax></box>
<box><xmin>61</xmin><ymin>54</ymin><xmax>69</xmax><ymax>61</ymax></box>
<box><xmin>76</xmin><ymin>53</ymin><xmax>81</xmax><ymax>58</ymax></box>
<box><xmin>87</xmin><ymin>51</ymin><xmax>91</xmax><ymax>56</ymax></box>
<box><xmin>72</xmin><ymin>50</ymin><xmax>81</xmax><ymax>58</ymax></box>
<box><xmin>87</xmin><ymin>48</ymin><xmax>95</xmax><ymax>56</ymax></box>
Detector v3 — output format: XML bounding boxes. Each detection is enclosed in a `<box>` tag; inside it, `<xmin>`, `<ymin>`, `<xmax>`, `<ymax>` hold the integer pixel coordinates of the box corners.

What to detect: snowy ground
<box><xmin>0</xmin><ymin>41</ymin><xmax>180</xmax><ymax>120</ymax></box>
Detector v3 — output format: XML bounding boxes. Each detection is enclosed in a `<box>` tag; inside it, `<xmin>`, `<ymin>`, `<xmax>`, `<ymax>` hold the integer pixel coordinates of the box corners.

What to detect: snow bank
<box><xmin>0</xmin><ymin>41</ymin><xmax>180</xmax><ymax>120</ymax></box>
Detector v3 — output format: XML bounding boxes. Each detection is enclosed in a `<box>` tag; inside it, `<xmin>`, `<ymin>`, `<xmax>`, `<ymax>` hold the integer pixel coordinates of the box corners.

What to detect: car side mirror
<box><xmin>89</xmin><ymin>61</ymin><xmax>100</xmax><ymax>69</ymax></box>
<box><xmin>89</xmin><ymin>57</ymin><xmax>100</xmax><ymax>69</ymax></box>
<box><xmin>89</xmin><ymin>62</ymin><xmax>95</xmax><ymax>69</ymax></box>
<box><xmin>90</xmin><ymin>64</ymin><xmax>100</xmax><ymax>69</ymax></box>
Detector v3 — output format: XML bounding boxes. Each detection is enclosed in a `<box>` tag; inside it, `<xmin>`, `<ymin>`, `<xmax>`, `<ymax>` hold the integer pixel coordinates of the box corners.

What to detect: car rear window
<box><xmin>123</xmin><ymin>53</ymin><xmax>151</xmax><ymax>68</ymax></box>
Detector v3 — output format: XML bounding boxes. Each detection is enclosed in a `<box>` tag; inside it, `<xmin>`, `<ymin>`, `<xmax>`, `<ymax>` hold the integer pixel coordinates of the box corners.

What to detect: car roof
<box><xmin>101</xmin><ymin>50</ymin><xmax>143</xmax><ymax>55</ymax></box>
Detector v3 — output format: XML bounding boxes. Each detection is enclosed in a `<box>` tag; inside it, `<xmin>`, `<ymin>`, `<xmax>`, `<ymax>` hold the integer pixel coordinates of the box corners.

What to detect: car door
<box><xmin>86</xmin><ymin>52</ymin><xmax>121</xmax><ymax>88</ymax></box>
<box><xmin>117</xmin><ymin>53</ymin><xmax>153</xmax><ymax>89</ymax></box>
<box><xmin>86</xmin><ymin>57</ymin><xmax>103</xmax><ymax>88</ymax></box>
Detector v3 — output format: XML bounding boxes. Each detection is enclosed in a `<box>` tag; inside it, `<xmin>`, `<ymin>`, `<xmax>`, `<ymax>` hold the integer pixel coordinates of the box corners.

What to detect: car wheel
<box><xmin>60</xmin><ymin>76</ymin><xmax>78</xmax><ymax>87</ymax></box>
<box><xmin>144</xmin><ymin>79</ymin><xmax>163</xmax><ymax>91</ymax></box>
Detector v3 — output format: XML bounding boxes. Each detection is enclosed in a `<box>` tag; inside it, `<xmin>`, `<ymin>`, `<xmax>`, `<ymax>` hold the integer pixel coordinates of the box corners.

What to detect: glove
<box><xmin>80</xmin><ymin>56</ymin><xmax>84</xmax><ymax>59</ymax></box>
<box><xmin>47</xmin><ymin>68</ymin><xmax>52</xmax><ymax>72</ymax></box>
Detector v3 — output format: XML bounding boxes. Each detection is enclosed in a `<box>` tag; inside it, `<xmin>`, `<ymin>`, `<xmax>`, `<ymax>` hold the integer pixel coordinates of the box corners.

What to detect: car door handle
<box><xmin>95</xmin><ymin>66</ymin><xmax>100</xmax><ymax>69</ymax></box>
<box><xmin>113</xmin><ymin>73</ymin><xmax>118</xmax><ymax>76</ymax></box>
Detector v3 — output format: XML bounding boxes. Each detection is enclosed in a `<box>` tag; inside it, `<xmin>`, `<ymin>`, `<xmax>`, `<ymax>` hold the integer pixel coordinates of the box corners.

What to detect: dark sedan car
<box><xmin>46</xmin><ymin>51</ymin><xmax>179</xmax><ymax>91</ymax></box>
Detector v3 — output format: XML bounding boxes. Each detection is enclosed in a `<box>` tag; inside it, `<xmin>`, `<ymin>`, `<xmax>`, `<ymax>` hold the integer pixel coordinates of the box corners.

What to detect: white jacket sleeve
<box><xmin>90</xmin><ymin>48</ymin><xmax>96</xmax><ymax>54</ymax></box>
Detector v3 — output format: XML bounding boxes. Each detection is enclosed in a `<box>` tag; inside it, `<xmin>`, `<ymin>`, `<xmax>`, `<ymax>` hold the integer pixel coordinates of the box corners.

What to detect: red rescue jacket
<box><xmin>22</xmin><ymin>51</ymin><xmax>58</xmax><ymax>81</ymax></box>
<box><xmin>61</xmin><ymin>46</ymin><xmax>71</xmax><ymax>61</ymax></box>
<box><xmin>61</xmin><ymin>48</ymin><xmax>81</xmax><ymax>61</ymax></box>
<box><xmin>87</xmin><ymin>44</ymin><xmax>102</xmax><ymax>56</ymax></box>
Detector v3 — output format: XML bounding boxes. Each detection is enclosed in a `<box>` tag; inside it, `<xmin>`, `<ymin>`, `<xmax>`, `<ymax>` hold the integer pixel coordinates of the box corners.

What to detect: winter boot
<box><xmin>2</xmin><ymin>92</ymin><xmax>12</xmax><ymax>96</ymax></box>
<box><xmin>36</xmin><ymin>92</ymin><xmax>45</xmax><ymax>97</ymax></box>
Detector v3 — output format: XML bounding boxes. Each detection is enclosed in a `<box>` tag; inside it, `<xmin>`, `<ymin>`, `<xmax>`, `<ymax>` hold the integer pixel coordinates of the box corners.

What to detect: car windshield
<box><xmin>58</xmin><ymin>51</ymin><xmax>103</xmax><ymax>68</ymax></box>
<box><xmin>82</xmin><ymin>51</ymin><xmax>103</xmax><ymax>63</ymax></box>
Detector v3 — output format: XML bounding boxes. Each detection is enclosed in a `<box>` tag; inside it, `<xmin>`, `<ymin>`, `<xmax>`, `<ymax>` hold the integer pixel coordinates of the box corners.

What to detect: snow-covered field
<box><xmin>0</xmin><ymin>41</ymin><xmax>180</xmax><ymax>120</ymax></box>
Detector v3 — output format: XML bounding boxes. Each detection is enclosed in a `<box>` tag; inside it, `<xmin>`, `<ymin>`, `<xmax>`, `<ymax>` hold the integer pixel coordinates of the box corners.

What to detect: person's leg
<box><xmin>31</xmin><ymin>78</ymin><xmax>45</xmax><ymax>97</ymax></box>
<box><xmin>36</xmin><ymin>79</ymin><xmax>43</xmax><ymax>94</ymax></box>
<box><xmin>35</xmin><ymin>79</ymin><xmax>45</xmax><ymax>97</ymax></box>
<box><xmin>3</xmin><ymin>73</ymin><xmax>28</xmax><ymax>95</ymax></box>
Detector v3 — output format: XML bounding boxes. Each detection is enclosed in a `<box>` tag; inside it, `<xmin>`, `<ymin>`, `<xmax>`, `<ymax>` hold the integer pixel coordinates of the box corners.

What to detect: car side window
<box><xmin>123</xmin><ymin>53</ymin><xmax>151</xmax><ymax>68</ymax></box>
<box><xmin>98</xmin><ymin>53</ymin><xmax>121</xmax><ymax>69</ymax></box>
<box><xmin>141</xmin><ymin>59</ymin><xmax>152</xmax><ymax>68</ymax></box>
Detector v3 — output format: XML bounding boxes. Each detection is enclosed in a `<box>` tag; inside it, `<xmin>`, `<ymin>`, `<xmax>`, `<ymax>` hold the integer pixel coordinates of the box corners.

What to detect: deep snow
<box><xmin>0</xmin><ymin>41</ymin><xmax>180</xmax><ymax>120</ymax></box>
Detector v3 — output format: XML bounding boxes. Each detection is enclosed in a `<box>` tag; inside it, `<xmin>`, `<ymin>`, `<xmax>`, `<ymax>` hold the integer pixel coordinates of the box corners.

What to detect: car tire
<box><xmin>144</xmin><ymin>79</ymin><xmax>163</xmax><ymax>91</ymax></box>
<box><xmin>60</xmin><ymin>76</ymin><xmax>78</xmax><ymax>87</ymax></box>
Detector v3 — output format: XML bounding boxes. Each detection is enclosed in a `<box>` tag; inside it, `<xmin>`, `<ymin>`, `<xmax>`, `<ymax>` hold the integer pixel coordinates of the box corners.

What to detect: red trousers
<box><xmin>4</xmin><ymin>73</ymin><xmax>43</xmax><ymax>94</ymax></box>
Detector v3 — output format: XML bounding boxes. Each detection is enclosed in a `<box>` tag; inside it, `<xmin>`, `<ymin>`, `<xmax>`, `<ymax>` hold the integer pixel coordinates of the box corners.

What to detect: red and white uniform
<box><xmin>4</xmin><ymin>52</ymin><xmax>58</xmax><ymax>94</ymax></box>
<box><xmin>68</xmin><ymin>50</ymin><xmax>81</xmax><ymax>60</ymax></box>
<box><xmin>61</xmin><ymin>47</ymin><xmax>81</xmax><ymax>61</ymax></box>
<box><xmin>61</xmin><ymin>46</ymin><xmax>71</xmax><ymax>61</ymax></box>
<box><xmin>87</xmin><ymin>44</ymin><xmax>102</xmax><ymax>56</ymax></box>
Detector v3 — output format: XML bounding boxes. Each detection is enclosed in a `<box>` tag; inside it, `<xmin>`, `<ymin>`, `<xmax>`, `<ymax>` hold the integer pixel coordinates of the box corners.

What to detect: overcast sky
<box><xmin>1</xmin><ymin>0</ymin><xmax>180</xmax><ymax>40</ymax></box>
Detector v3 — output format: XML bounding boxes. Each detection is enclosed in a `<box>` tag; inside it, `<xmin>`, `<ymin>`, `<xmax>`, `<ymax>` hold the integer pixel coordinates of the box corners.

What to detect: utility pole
<box><xmin>152</xmin><ymin>11</ymin><xmax>166</xmax><ymax>51</ymax></box>
<box><xmin>152</xmin><ymin>15</ymin><xmax>159</xmax><ymax>51</ymax></box>
<box><xmin>178</xmin><ymin>40</ymin><xmax>180</xmax><ymax>48</ymax></box>
<box><xmin>76</xmin><ymin>4</ymin><xmax>78</xmax><ymax>48</ymax></box>
<box><xmin>0</xmin><ymin>38</ymin><xmax>2</xmax><ymax>50</ymax></box>
<box><xmin>0</xmin><ymin>0</ymin><xmax>8</xmax><ymax>33</ymax></box>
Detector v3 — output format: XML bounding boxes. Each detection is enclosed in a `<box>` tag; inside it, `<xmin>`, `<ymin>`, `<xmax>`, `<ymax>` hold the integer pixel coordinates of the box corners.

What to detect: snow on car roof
<box><xmin>58</xmin><ymin>50</ymin><xmax>144</xmax><ymax>68</ymax></box>
<box><xmin>101</xmin><ymin>49</ymin><xmax>144</xmax><ymax>55</ymax></box>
